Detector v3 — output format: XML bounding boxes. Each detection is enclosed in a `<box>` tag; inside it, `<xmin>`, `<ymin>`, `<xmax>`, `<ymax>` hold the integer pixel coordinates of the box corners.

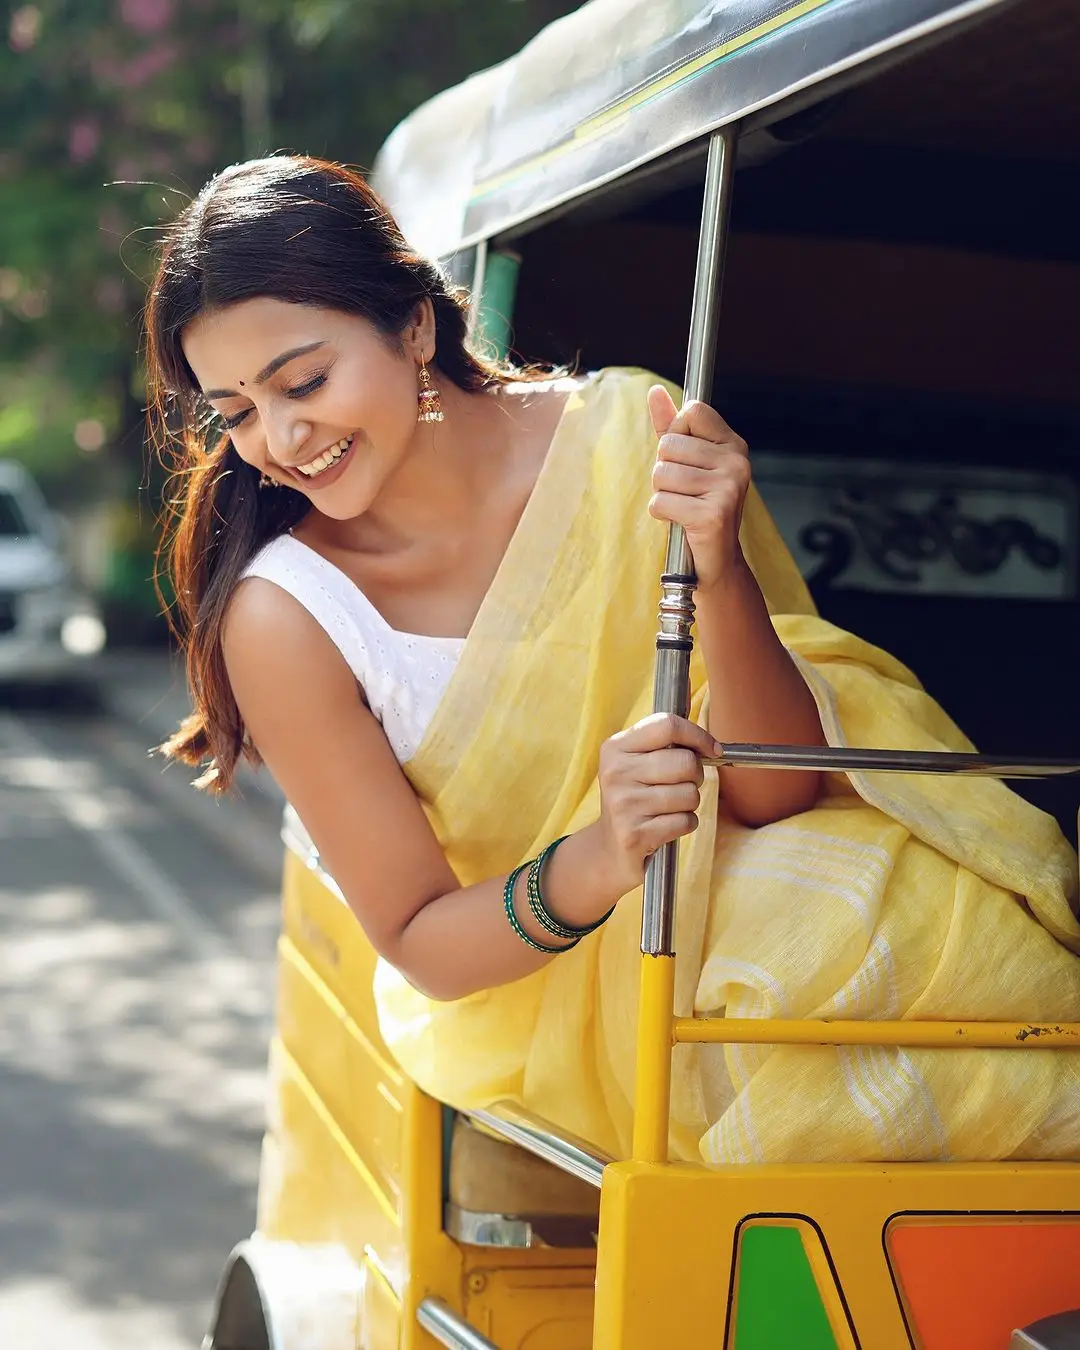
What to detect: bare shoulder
<box><xmin>223</xmin><ymin>573</ymin><xmax>328</xmax><ymax>648</ymax></box>
<box><xmin>222</xmin><ymin>574</ymin><xmax>356</xmax><ymax>702</ymax></box>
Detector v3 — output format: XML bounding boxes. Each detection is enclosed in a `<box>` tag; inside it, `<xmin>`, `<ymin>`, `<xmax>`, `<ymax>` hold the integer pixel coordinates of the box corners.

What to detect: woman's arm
<box><xmin>222</xmin><ymin>579</ymin><xmax>711</xmax><ymax>1000</ymax></box>
<box><xmin>648</xmin><ymin>387</ymin><xmax>825</xmax><ymax>826</ymax></box>
<box><xmin>693</xmin><ymin>560</ymin><xmax>825</xmax><ymax>825</ymax></box>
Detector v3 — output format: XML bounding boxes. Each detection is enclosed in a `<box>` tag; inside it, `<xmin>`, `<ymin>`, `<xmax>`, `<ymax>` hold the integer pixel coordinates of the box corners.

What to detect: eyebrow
<box><xmin>203</xmin><ymin>341</ymin><xmax>327</xmax><ymax>399</ymax></box>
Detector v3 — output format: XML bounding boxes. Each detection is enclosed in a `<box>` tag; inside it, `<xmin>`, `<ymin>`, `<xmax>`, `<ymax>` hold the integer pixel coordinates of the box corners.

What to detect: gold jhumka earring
<box><xmin>417</xmin><ymin>358</ymin><xmax>444</xmax><ymax>424</ymax></box>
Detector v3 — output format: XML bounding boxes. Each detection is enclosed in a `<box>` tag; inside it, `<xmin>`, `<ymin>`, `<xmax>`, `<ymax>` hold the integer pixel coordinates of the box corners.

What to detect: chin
<box><xmin>305</xmin><ymin>482</ymin><xmax>377</xmax><ymax>522</ymax></box>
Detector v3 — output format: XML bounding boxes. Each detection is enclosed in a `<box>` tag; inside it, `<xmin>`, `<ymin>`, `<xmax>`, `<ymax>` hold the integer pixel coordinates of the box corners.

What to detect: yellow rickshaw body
<box><xmin>257</xmin><ymin>842</ymin><xmax>1080</xmax><ymax>1350</ymax></box>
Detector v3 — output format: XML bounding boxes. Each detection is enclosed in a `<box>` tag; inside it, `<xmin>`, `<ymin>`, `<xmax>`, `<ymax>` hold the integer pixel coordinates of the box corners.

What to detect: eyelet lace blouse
<box><xmin>240</xmin><ymin>533</ymin><xmax>463</xmax><ymax>763</ymax></box>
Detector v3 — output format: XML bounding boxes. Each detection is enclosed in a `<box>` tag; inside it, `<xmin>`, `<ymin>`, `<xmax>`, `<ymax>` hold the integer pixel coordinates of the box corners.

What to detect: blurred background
<box><xmin>2</xmin><ymin>0</ymin><xmax>580</xmax><ymax>646</ymax></box>
<box><xmin>0</xmin><ymin>3</ymin><xmax>577</xmax><ymax>1346</ymax></box>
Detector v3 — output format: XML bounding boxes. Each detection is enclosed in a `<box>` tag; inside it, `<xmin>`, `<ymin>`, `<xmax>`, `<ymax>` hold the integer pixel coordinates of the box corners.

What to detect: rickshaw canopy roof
<box><xmin>371</xmin><ymin>0</ymin><xmax>1015</xmax><ymax>260</ymax></box>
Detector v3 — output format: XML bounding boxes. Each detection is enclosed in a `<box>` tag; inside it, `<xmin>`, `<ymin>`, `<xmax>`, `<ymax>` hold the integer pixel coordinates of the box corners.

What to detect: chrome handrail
<box><xmin>417</xmin><ymin>1298</ymin><xmax>501</xmax><ymax>1350</ymax></box>
<box><xmin>702</xmin><ymin>745</ymin><xmax>1080</xmax><ymax>777</ymax></box>
<box><xmin>465</xmin><ymin>1102</ymin><xmax>611</xmax><ymax>1189</ymax></box>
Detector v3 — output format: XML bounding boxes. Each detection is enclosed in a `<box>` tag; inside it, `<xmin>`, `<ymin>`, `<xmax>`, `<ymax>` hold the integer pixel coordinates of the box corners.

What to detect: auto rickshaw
<box><xmin>202</xmin><ymin>1</ymin><xmax>1080</xmax><ymax>1346</ymax></box>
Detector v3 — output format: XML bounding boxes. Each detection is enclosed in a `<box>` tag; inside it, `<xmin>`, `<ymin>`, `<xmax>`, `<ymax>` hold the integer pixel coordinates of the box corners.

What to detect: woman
<box><xmin>150</xmin><ymin>155</ymin><xmax>1080</xmax><ymax>1165</ymax></box>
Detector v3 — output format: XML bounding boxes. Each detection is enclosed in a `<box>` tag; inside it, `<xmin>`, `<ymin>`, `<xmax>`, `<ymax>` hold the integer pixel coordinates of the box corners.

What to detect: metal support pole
<box><xmin>418</xmin><ymin>1298</ymin><xmax>502</xmax><ymax>1350</ymax></box>
<box><xmin>641</xmin><ymin>126</ymin><xmax>737</xmax><ymax>958</ymax></box>
<box><xmin>464</xmin><ymin>1103</ymin><xmax>609</xmax><ymax>1188</ymax></box>
<box><xmin>633</xmin><ymin>127</ymin><xmax>736</xmax><ymax>1165</ymax></box>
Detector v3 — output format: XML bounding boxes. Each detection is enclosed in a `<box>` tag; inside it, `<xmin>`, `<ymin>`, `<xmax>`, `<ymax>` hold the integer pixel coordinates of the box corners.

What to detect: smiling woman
<box><xmin>145</xmin><ymin>152</ymin><xmax>1080</xmax><ymax>1177</ymax></box>
<box><xmin>147</xmin><ymin>156</ymin><xmax>540</xmax><ymax>788</ymax></box>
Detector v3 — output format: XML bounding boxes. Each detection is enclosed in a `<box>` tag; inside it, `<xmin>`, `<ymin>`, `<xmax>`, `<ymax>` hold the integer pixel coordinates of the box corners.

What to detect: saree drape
<box><xmin>374</xmin><ymin>367</ymin><xmax>1080</xmax><ymax>1165</ymax></box>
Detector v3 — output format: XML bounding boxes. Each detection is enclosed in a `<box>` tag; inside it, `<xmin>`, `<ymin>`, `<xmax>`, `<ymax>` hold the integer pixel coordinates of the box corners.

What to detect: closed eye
<box><xmin>285</xmin><ymin>372</ymin><xmax>327</xmax><ymax>400</ymax></box>
<box><xmin>217</xmin><ymin>372</ymin><xmax>327</xmax><ymax>431</ymax></box>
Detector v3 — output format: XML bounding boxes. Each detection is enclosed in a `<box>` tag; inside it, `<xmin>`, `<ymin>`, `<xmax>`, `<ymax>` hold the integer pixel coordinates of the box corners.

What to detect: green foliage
<box><xmin>1</xmin><ymin>0</ymin><xmax>579</xmax><ymax>509</ymax></box>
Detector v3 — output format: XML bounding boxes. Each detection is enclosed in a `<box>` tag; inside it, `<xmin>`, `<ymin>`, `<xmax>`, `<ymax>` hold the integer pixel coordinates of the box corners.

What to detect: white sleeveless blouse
<box><xmin>240</xmin><ymin>534</ymin><xmax>463</xmax><ymax>763</ymax></box>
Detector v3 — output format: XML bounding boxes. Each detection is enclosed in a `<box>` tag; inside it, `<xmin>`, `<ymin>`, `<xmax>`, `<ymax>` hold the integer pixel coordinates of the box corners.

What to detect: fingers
<box><xmin>651</xmin><ymin>459</ymin><xmax>751</xmax><ymax>515</ymax></box>
<box><xmin>636</xmin><ymin>745</ymin><xmax>705</xmax><ymax>787</ymax></box>
<box><xmin>618</xmin><ymin>712</ymin><xmax>718</xmax><ymax>758</ymax></box>
<box><xmin>640</xmin><ymin>781</ymin><xmax>702</xmax><ymax>814</ymax></box>
<box><xmin>649</xmin><ymin>386</ymin><xmax>746</xmax><ymax>448</ymax></box>
<box><xmin>598</xmin><ymin>713</ymin><xmax>711</xmax><ymax>881</ymax></box>
<box><xmin>648</xmin><ymin>489</ymin><xmax>746</xmax><ymax>536</ymax></box>
<box><xmin>636</xmin><ymin>812</ymin><xmax>700</xmax><ymax>853</ymax></box>
<box><xmin>655</xmin><ymin>430</ymin><xmax>749</xmax><ymax>471</ymax></box>
<box><xmin>647</xmin><ymin>384</ymin><xmax>680</xmax><ymax>436</ymax></box>
<box><xmin>651</xmin><ymin>459</ymin><xmax>713</xmax><ymax>494</ymax></box>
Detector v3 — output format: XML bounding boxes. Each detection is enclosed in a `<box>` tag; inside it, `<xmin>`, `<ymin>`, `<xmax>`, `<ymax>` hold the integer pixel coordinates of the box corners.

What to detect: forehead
<box><xmin>181</xmin><ymin>298</ymin><xmax>350</xmax><ymax>388</ymax></box>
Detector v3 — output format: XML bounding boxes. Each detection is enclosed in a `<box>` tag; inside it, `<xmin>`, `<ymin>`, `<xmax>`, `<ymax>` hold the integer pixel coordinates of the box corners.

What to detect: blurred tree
<box><xmin>0</xmin><ymin>0</ymin><xmax>579</xmax><ymax>630</ymax></box>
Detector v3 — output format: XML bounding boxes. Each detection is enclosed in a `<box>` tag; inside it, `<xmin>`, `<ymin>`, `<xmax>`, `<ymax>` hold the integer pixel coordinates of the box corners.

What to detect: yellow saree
<box><xmin>374</xmin><ymin>367</ymin><xmax>1080</xmax><ymax>1165</ymax></box>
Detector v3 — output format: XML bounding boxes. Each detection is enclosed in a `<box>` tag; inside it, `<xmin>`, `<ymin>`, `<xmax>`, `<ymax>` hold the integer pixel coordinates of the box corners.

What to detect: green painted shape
<box><xmin>733</xmin><ymin>1224</ymin><xmax>839</xmax><ymax>1350</ymax></box>
<box><xmin>474</xmin><ymin>249</ymin><xmax>520</xmax><ymax>360</ymax></box>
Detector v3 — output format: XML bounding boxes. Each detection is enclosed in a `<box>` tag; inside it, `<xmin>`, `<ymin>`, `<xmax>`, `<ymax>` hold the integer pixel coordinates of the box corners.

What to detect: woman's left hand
<box><xmin>647</xmin><ymin>385</ymin><xmax>751</xmax><ymax>591</ymax></box>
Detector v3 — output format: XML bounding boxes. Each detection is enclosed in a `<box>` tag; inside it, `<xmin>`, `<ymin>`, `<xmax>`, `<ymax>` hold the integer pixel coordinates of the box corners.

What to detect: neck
<box><xmin>320</xmin><ymin>376</ymin><xmax>514</xmax><ymax>557</ymax></box>
<box><xmin>378</xmin><ymin>379</ymin><xmax>503</xmax><ymax>548</ymax></box>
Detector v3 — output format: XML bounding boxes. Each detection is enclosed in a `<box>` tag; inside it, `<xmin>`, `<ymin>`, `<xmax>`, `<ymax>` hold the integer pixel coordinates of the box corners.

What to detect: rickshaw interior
<box><xmin>502</xmin><ymin>0</ymin><xmax>1080</xmax><ymax>841</ymax></box>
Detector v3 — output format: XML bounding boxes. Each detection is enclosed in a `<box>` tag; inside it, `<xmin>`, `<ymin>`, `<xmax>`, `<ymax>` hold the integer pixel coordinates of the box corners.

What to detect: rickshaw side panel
<box><xmin>257</xmin><ymin>1034</ymin><xmax>402</xmax><ymax>1257</ymax></box>
<box><xmin>274</xmin><ymin>937</ymin><xmax>407</xmax><ymax>1212</ymax></box>
<box><xmin>277</xmin><ymin>847</ymin><xmax>410</xmax><ymax>1215</ymax></box>
<box><xmin>259</xmin><ymin>849</ymin><xmax>465</xmax><ymax>1346</ymax></box>
<box><xmin>593</xmin><ymin>1160</ymin><xmax>1080</xmax><ymax>1350</ymax></box>
<box><xmin>460</xmin><ymin>1268</ymin><xmax>596</xmax><ymax>1350</ymax></box>
<box><xmin>261</xmin><ymin>846</ymin><xmax>602</xmax><ymax>1350</ymax></box>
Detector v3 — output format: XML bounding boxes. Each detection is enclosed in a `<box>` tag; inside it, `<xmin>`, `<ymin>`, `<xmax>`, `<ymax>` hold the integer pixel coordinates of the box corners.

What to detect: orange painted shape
<box><xmin>887</xmin><ymin>1215</ymin><xmax>1080</xmax><ymax>1350</ymax></box>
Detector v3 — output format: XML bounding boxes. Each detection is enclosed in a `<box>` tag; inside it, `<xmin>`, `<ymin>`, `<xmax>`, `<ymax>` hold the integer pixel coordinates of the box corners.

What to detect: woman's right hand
<box><xmin>594</xmin><ymin>712</ymin><xmax>718</xmax><ymax>894</ymax></box>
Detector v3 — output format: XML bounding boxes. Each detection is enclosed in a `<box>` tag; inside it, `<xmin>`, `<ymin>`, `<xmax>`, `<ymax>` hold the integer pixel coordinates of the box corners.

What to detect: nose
<box><xmin>262</xmin><ymin>406</ymin><xmax>312</xmax><ymax>467</ymax></box>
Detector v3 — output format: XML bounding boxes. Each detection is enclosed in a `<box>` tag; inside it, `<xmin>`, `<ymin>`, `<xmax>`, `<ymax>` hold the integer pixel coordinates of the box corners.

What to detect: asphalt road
<box><xmin>0</xmin><ymin>679</ymin><xmax>284</xmax><ymax>1349</ymax></box>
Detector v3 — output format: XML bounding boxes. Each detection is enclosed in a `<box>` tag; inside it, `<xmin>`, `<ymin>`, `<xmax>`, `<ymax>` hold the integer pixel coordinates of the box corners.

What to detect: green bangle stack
<box><xmin>502</xmin><ymin>861</ymin><xmax>573</xmax><ymax>954</ymax></box>
<box><xmin>527</xmin><ymin>836</ymin><xmax>615</xmax><ymax>939</ymax></box>
<box><xmin>503</xmin><ymin>838</ymin><xmax>617</xmax><ymax>954</ymax></box>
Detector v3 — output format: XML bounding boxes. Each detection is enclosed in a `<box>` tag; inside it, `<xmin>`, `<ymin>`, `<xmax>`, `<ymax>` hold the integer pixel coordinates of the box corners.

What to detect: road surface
<box><xmin>0</xmin><ymin>666</ymin><xmax>284</xmax><ymax>1349</ymax></box>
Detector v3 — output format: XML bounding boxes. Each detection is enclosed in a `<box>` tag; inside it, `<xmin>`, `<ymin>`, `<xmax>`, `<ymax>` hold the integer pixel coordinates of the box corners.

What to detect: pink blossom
<box><xmin>117</xmin><ymin>40</ymin><xmax>178</xmax><ymax>89</ymax></box>
<box><xmin>68</xmin><ymin>119</ymin><xmax>101</xmax><ymax>165</ymax></box>
<box><xmin>118</xmin><ymin>0</ymin><xmax>173</xmax><ymax>35</ymax></box>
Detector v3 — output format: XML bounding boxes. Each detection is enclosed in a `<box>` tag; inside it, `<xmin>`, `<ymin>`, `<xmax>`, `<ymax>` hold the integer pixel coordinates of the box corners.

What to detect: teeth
<box><xmin>297</xmin><ymin>435</ymin><xmax>354</xmax><ymax>477</ymax></box>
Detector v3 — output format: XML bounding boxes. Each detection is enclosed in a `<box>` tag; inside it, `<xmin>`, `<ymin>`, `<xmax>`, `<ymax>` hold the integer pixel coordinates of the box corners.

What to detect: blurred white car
<box><xmin>0</xmin><ymin>460</ymin><xmax>106</xmax><ymax>689</ymax></box>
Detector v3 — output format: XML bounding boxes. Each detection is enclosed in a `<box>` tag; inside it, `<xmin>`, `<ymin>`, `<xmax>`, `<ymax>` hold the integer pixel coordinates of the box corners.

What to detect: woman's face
<box><xmin>181</xmin><ymin>297</ymin><xmax>426</xmax><ymax>521</ymax></box>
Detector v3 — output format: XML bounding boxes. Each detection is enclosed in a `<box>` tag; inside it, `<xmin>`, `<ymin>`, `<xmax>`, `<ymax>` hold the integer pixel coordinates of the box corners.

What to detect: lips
<box><xmin>294</xmin><ymin>432</ymin><xmax>355</xmax><ymax>478</ymax></box>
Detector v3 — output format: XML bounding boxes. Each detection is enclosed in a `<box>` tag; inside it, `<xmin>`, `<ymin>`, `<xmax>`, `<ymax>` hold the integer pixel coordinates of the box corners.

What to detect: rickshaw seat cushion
<box><xmin>448</xmin><ymin>1116</ymin><xmax>600</xmax><ymax>1219</ymax></box>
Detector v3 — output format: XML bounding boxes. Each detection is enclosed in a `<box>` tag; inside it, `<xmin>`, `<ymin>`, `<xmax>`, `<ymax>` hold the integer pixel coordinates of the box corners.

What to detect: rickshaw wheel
<box><xmin>201</xmin><ymin>1236</ymin><xmax>363</xmax><ymax>1350</ymax></box>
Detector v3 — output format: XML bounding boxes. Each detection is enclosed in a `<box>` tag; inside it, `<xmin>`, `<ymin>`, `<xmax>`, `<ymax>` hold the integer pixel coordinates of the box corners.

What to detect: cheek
<box><xmin>349</xmin><ymin>363</ymin><xmax>420</xmax><ymax>444</ymax></box>
<box><xmin>227</xmin><ymin>432</ymin><xmax>261</xmax><ymax>468</ymax></box>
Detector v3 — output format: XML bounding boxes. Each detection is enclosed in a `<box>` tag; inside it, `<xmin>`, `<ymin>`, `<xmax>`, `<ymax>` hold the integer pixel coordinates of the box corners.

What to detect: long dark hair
<box><xmin>147</xmin><ymin>155</ymin><xmax>520</xmax><ymax>792</ymax></box>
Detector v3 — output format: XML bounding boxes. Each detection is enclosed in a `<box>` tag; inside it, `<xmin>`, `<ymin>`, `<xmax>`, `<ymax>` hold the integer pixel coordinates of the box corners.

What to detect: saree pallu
<box><xmin>374</xmin><ymin>367</ymin><xmax>1080</xmax><ymax>1165</ymax></box>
